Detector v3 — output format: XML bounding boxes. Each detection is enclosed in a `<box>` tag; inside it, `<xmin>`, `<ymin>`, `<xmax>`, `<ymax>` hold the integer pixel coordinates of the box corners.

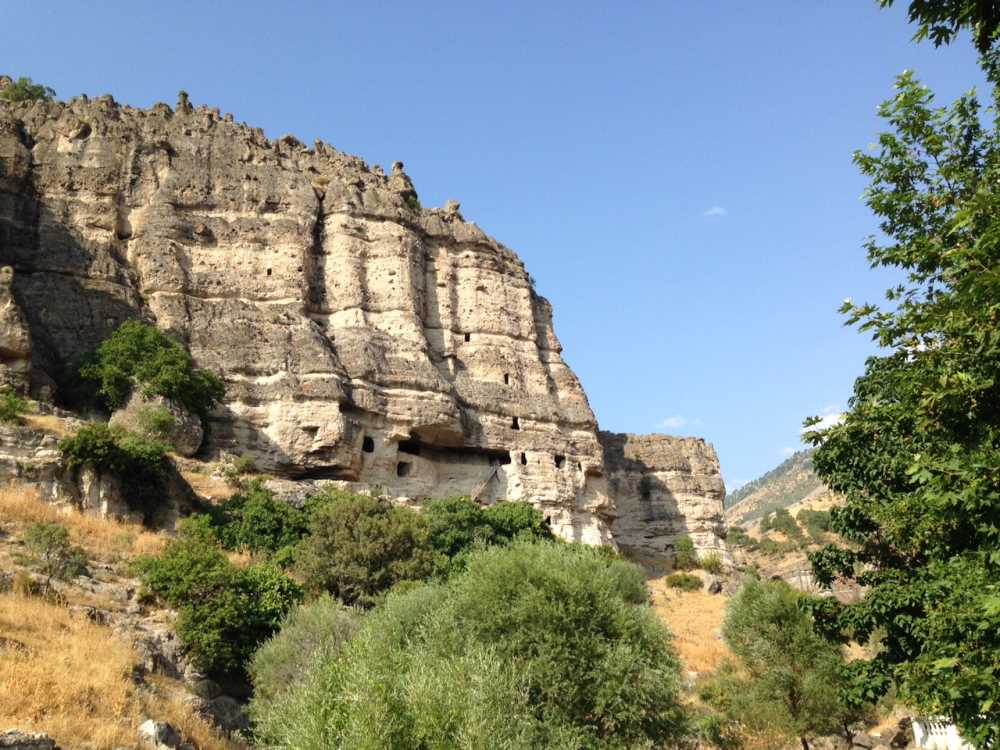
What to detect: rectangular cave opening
<box><xmin>511</xmin><ymin>416</ymin><xmax>520</xmax><ymax>430</ymax></box>
<box><xmin>554</xmin><ymin>454</ymin><xmax>565</xmax><ymax>469</ymax></box>
<box><xmin>266</xmin><ymin>267</ymin><xmax>272</xmax><ymax>276</ymax></box>
<box><xmin>464</xmin><ymin>332</ymin><xmax>471</xmax><ymax>342</ymax></box>
<box><xmin>520</xmin><ymin>452</ymin><xmax>527</xmax><ymax>466</ymax></box>
<box><xmin>397</xmin><ymin>461</ymin><xmax>412</xmax><ymax>477</ymax></box>
<box><xmin>503</xmin><ymin>373</ymin><xmax>510</xmax><ymax>385</ymax></box>
<box><xmin>362</xmin><ymin>436</ymin><xmax>375</xmax><ymax>453</ymax></box>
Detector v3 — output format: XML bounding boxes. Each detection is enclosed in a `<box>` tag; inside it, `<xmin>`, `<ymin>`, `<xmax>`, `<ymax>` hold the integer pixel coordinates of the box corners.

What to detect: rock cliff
<box><xmin>0</xmin><ymin>92</ymin><xmax>726</xmax><ymax>558</ymax></box>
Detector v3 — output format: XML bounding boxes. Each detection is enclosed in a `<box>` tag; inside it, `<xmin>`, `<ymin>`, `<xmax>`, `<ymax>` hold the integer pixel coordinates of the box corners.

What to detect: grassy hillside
<box><xmin>725</xmin><ymin>449</ymin><xmax>824</xmax><ymax>524</ymax></box>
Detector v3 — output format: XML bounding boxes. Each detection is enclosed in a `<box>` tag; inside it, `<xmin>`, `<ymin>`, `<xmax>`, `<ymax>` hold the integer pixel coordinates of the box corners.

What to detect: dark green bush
<box><xmin>294</xmin><ymin>491</ymin><xmax>434</xmax><ymax>607</ymax></box>
<box><xmin>204</xmin><ymin>480</ymin><xmax>308</xmax><ymax>557</ymax></box>
<box><xmin>79</xmin><ymin>320</ymin><xmax>224</xmax><ymax>419</ymax></box>
<box><xmin>250</xmin><ymin>594</ymin><xmax>360</xmax><ymax>713</ymax></box>
<box><xmin>24</xmin><ymin>522</ymin><xmax>87</xmax><ymax>589</ymax></box>
<box><xmin>0</xmin><ymin>76</ymin><xmax>55</xmax><ymax>102</ymax></box>
<box><xmin>666</xmin><ymin>572</ymin><xmax>704</xmax><ymax>591</ymax></box>
<box><xmin>482</xmin><ymin>499</ymin><xmax>553</xmax><ymax>542</ymax></box>
<box><xmin>136</xmin><ymin>520</ymin><xmax>302</xmax><ymax>675</ymax></box>
<box><xmin>253</xmin><ymin>542</ymin><xmax>685</xmax><ymax>749</ymax></box>
<box><xmin>673</xmin><ymin>534</ymin><xmax>698</xmax><ymax>570</ymax></box>
<box><xmin>728</xmin><ymin>526</ymin><xmax>756</xmax><ymax>549</ymax></box>
<box><xmin>760</xmin><ymin>508</ymin><xmax>803</xmax><ymax>541</ymax></box>
<box><xmin>798</xmin><ymin>509</ymin><xmax>832</xmax><ymax>539</ymax></box>
<box><xmin>0</xmin><ymin>386</ymin><xmax>27</xmax><ymax>423</ymax></box>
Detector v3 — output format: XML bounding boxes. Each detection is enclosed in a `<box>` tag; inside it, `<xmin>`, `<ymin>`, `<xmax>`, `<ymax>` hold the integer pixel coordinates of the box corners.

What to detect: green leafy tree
<box><xmin>137</xmin><ymin>519</ymin><xmax>303</xmax><ymax>675</ymax></box>
<box><xmin>253</xmin><ymin>542</ymin><xmax>686</xmax><ymax>750</ymax></box>
<box><xmin>878</xmin><ymin>0</ymin><xmax>1000</xmax><ymax>52</ymax></box>
<box><xmin>804</xmin><ymin>63</ymin><xmax>1000</xmax><ymax>747</ymax></box>
<box><xmin>703</xmin><ymin>579</ymin><xmax>859</xmax><ymax>750</ymax></box>
<box><xmin>79</xmin><ymin>320</ymin><xmax>224</xmax><ymax>419</ymax></box>
<box><xmin>0</xmin><ymin>76</ymin><xmax>55</xmax><ymax>102</ymax></box>
<box><xmin>205</xmin><ymin>480</ymin><xmax>308</xmax><ymax>557</ymax></box>
<box><xmin>24</xmin><ymin>522</ymin><xmax>87</xmax><ymax>591</ymax></box>
<box><xmin>294</xmin><ymin>492</ymin><xmax>434</xmax><ymax>607</ymax></box>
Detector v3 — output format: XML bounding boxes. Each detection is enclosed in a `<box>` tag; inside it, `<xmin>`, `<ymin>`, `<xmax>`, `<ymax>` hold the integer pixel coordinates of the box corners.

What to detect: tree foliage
<box><xmin>24</xmin><ymin>522</ymin><xmax>87</xmax><ymax>590</ymax></box>
<box><xmin>0</xmin><ymin>76</ymin><xmax>55</xmax><ymax>102</ymax></box>
<box><xmin>879</xmin><ymin>0</ymin><xmax>1000</xmax><ymax>52</ymax></box>
<box><xmin>253</xmin><ymin>542</ymin><xmax>686</xmax><ymax>750</ymax></box>
<box><xmin>79</xmin><ymin>320</ymin><xmax>224</xmax><ymax>419</ymax></box>
<box><xmin>703</xmin><ymin>579</ymin><xmax>860</xmax><ymax>750</ymax></box>
<box><xmin>804</xmin><ymin>62</ymin><xmax>1000</xmax><ymax>747</ymax></box>
<box><xmin>136</xmin><ymin>520</ymin><xmax>302</xmax><ymax>675</ymax></box>
<box><xmin>0</xmin><ymin>386</ymin><xmax>27</xmax><ymax>423</ymax></box>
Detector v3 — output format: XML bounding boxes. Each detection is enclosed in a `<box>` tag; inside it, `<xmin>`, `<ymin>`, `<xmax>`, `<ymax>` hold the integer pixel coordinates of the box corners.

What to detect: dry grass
<box><xmin>20</xmin><ymin>413</ymin><xmax>74</xmax><ymax>438</ymax></box>
<box><xmin>0</xmin><ymin>593</ymin><xmax>239</xmax><ymax>750</ymax></box>
<box><xmin>0</xmin><ymin>484</ymin><xmax>167</xmax><ymax>560</ymax></box>
<box><xmin>648</xmin><ymin>575</ymin><xmax>731</xmax><ymax>673</ymax></box>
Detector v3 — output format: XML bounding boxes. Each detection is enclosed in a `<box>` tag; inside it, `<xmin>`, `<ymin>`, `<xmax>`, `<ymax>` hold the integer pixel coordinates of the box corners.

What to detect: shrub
<box><xmin>729</xmin><ymin>526</ymin><xmax>756</xmax><ymax>549</ymax></box>
<box><xmin>761</xmin><ymin>508</ymin><xmax>803</xmax><ymax>541</ymax></box>
<box><xmin>700</xmin><ymin>551</ymin><xmax>725</xmax><ymax>574</ymax></box>
<box><xmin>701</xmin><ymin>578</ymin><xmax>861</xmax><ymax>750</ymax></box>
<box><xmin>666</xmin><ymin>572</ymin><xmax>704</xmax><ymax>591</ymax></box>
<box><xmin>798</xmin><ymin>509</ymin><xmax>832</xmax><ymax>539</ymax></box>
<box><xmin>0</xmin><ymin>386</ymin><xmax>27</xmax><ymax>424</ymax></box>
<box><xmin>24</xmin><ymin>522</ymin><xmax>88</xmax><ymax>589</ymax></box>
<box><xmin>294</xmin><ymin>492</ymin><xmax>433</xmax><ymax>607</ymax></box>
<box><xmin>79</xmin><ymin>320</ymin><xmax>224</xmax><ymax>419</ymax></box>
<box><xmin>136</xmin><ymin>520</ymin><xmax>302</xmax><ymax>675</ymax></box>
<box><xmin>253</xmin><ymin>542</ymin><xmax>686</xmax><ymax>750</ymax></box>
<box><xmin>250</xmin><ymin>594</ymin><xmax>360</xmax><ymax>713</ymax></box>
<box><xmin>204</xmin><ymin>480</ymin><xmax>307</xmax><ymax>557</ymax></box>
<box><xmin>482</xmin><ymin>499</ymin><xmax>553</xmax><ymax>542</ymax></box>
<box><xmin>673</xmin><ymin>535</ymin><xmax>698</xmax><ymax>570</ymax></box>
<box><xmin>58</xmin><ymin>423</ymin><xmax>168</xmax><ymax>517</ymax></box>
<box><xmin>222</xmin><ymin>452</ymin><xmax>256</xmax><ymax>487</ymax></box>
<box><xmin>134</xmin><ymin>405</ymin><xmax>176</xmax><ymax>440</ymax></box>
<box><xmin>0</xmin><ymin>76</ymin><xmax>55</xmax><ymax>102</ymax></box>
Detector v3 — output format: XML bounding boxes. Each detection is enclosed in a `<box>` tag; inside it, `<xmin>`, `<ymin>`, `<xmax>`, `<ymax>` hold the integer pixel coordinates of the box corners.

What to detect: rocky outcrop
<box><xmin>0</xmin><ymin>92</ymin><xmax>727</xmax><ymax>555</ymax></box>
<box><xmin>601</xmin><ymin>432</ymin><xmax>728</xmax><ymax>567</ymax></box>
<box><xmin>0</xmin><ymin>731</ymin><xmax>58</xmax><ymax>750</ymax></box>
<box><xmin>0</xmin><ymin>266</ymin><xmax>31</xmax><ymax>392</ymax></box>
<box><xmin>109</xmin><ymin>391</ymin><xmax>204</xmax><ymax>457</ymax></box>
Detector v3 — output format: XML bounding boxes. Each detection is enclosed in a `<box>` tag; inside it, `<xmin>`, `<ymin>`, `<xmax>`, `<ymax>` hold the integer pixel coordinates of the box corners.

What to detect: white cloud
<box><xmin>702</xmin><ymin>205</ymin><xmax>728</xmax><ymax>219</ymax></box>
<box><xmin>801</xmin><ymin>404</ymin><xmax>845</xmax><ymax>434</ymax></box>
<box><xmin>660</xmin><ymin>415</ymin><xmax>687</xmax><ymax>429</ymax></box>
<box><xmin>780</xmin><ymin>446</ymin><xmax>796</xmax><ymax>457</ymax></box>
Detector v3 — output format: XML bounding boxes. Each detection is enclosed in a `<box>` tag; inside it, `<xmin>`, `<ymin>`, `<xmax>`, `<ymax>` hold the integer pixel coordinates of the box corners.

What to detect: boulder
<box><xmin>137</xmin><ymin>719</ymin><xmax>180</xmax><ymax>749</ymax></box>
<box><xmin>205</xmin><ymin>696</ymin><xmax>249</xmax><ymax>734</ymax></box>
<box><xmin>0</xmin><ymin>731</ymin><xmax>58</xmax><ymax>750</ymax></box>
<box><xmin>110</xmin><ymin>392</ymin><xmax>203</xmax><ymax>457</ymax></box>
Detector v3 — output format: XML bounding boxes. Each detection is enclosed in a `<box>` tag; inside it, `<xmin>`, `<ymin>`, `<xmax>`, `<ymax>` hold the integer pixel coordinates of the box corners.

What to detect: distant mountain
<box><xmin>725</xmin><ymin>449</ymin><xmax>824</xmax><ymax>525</ymax></box>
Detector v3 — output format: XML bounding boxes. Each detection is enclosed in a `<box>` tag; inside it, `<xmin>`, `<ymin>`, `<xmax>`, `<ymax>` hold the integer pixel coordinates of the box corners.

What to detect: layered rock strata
<box><xmin>600</xmin><ymin>432</ymin><xmax>728</xmax><ymax>567</ymax></box>
<box><xmin>0</xmin><ymin>93</ymin><xmax>726</xmax><ymax>555</ymax></box>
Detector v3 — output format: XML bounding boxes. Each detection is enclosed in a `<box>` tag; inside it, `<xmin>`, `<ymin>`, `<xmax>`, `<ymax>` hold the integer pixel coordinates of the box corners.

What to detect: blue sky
<box><xmin>3</xmin><ymin>1</ymin><xmax>984</xmax><ymax>490</ymax></box>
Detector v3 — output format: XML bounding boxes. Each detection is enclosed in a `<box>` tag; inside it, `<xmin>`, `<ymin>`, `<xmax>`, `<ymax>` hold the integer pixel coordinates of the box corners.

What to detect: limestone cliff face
<box><xmin>0</xmin><ymin>93</ymin><xmax>726</xmax><ymax>555</ymax></box>
<box><xmin>600</xmin><ymin>432</ymin><xmax>728</xmax><ymax>566</ymax></box>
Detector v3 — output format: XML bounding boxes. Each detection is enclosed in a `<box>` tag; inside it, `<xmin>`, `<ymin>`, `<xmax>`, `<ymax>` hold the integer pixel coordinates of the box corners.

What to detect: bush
<box><xmin>798</xmin><ymin>509</ymin><xmax>832</xmax><ymax>539</ymax></box>
<box><xmin>701</xmin><ymin>578</ymin><xmax>861</xmax><ymax>749</ymax></box>
<box><xmin>58</xmin><ymin>423</ymin><xmax>168</xmax><ymax>517</ymax></box>
<box><xmin>422</xmin><ymin>496</ymin><xmax>553</xmax><ymax>577</ymax></box>
<box><xmin>136</xmin><ymin>520</ymin><xmax>302</xmax><ymax>675</ymax></box>
<box><xmin>294</xmin><ymin>491</ymin><xmax>434</xmax><ymax>607</ymax></box>
<box><xmin>222</xmin><ymin>452</ymin><xmax>257</xmax><ymax>487</ymax></box>
<box><xmin>204</xmin><ymin>480</ymin><xmax>307</xmax><ymax>557</ymax></box>
<box><xmin>0</xmin><ymin>76</ymin><xmax>55</xmax><ymax>102</ymax></box>
<box><xmin>666</xmin><ymin>572</ymin><xmax>704</xmax><ymax>591</ymax></box>
<box><xmin>699</xmin><ymin>551</ymin><xmax>725</xmax><ymax>574</ymax></box>
<box><xmin>79</xmin><ymin>320</ymin><xmax>224</xmax><ymax>419</ymax></box>
<box><xmin>760</xmin><ymin>508</ymin><xmax>803</xmax><ymax>541</ymax></box>
<box><xmin>134</xmin><ymin>405</ymin><xmax>176</xmax><ymax>440</ymax></box>
<box><xmin>253</xmin><ymin>542</ymin><xmax>686</xmax><ymax>749</ymax></box>
<box><xmin>24</xmin><ymin>522</ymin><xmax>87</xmax><ymax>589</ymax></box>
<box><xmin>673</xmin><ymin>535</ymin><xmax>698</xmax><ymax>570</ymax></box>
<box><xmin>0</xmin><ymin>386</ymin><xmax>27</xmax><ymax>423</ymax></box>
<box><xmin>728</xmin><ymin>526</ymin><xmax>757</xmax><ymax>549</ymax></box>
<box><xmin>250</xmin><ymin>594</ymin><xmax>360</xmax><ymax>713</ymax></box>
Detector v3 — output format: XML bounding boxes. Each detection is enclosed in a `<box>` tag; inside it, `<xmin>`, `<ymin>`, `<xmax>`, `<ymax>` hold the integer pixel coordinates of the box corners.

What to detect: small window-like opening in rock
<box><xmin>464</xmin><ymin>332</ymin><xmax>471</xmax><ymax>342</ymax></box>
<box><xmin>397</xmin><ymin>461</ymin><xmax>412</xmax><ymax>477</ymax></box>
<box><xmin>362</xmin><ymin>436</ymin><xmax>375</xmax><ymax>453</ymax></box>
<box><xmin>511</xmin><ymin>416</ymin><xmax>520</xmax><ymax>430</ymax></box>
<box><xmin>554</xmin><ymin>455</ymin><xmax>565</xmax><ymax>469</ymax></box>
<box><xmin>398</xmin><ymin>439</ymin><xmax>421</xmax><ymax>456</ymax></box>
<box><xmin>303</xmin><ymin>426</ymin><xmax>319</xmax><ymax>437</ymax></box>
<box><xmin>266</xmin><ymin>268</ymin><xmax>272</xmax><ymax>276</ymax></box>
<box><xmin>520</xmin><ymin>452</ymin><xmax>527</xmax><ymax>466</ymax></box>
<box><xmin>503</xmin><ymin>373</ymin><xmax>510</xmax><ymax>385</ymax></box>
